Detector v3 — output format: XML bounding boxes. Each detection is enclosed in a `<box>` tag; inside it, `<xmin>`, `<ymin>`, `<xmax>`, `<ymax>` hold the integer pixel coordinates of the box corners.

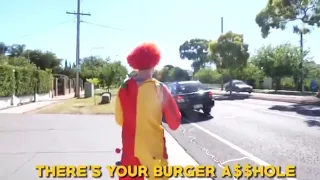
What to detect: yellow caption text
<box><xmin>35</xmin><ymin>164</ymin><xmax>296</xmax><ymax>178</ymax></box>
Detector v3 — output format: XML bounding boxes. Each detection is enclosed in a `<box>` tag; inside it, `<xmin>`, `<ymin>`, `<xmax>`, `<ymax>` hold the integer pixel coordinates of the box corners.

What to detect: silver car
<box><xmin>224</xmin><ymin>80</ymin><xmax>253</xmax><ymax>93</ymax></box>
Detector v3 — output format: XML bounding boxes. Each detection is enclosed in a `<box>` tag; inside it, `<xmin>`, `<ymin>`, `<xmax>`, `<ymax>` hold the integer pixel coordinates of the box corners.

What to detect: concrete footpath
<box><xmin>0</xmin><ymin>93</ymin><xmax>77</xmax><ymax>114</ymax></box>
<box><xmin>212</xmin><ymin>90</ymin><xmax>320</xmax><ymax>105</ymax></box>
<box><xmin>0</xmin><ymin>101</ymin><xmax>211</xmax><ymax>179</ymax></box>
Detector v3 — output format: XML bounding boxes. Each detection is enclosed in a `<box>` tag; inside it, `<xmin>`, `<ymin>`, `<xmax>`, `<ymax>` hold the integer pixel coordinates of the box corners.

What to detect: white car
<box><xmin>224</xmin><ymin>80</ymin><xmax>253</xmax><ymax>93</ymax></box>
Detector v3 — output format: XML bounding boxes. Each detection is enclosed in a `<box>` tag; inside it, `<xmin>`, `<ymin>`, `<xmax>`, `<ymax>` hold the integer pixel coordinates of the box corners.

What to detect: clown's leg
<box><xmin>146</xmin><ymin>158</ymin><xmax>169</xmax><ymax>180</ymax></box>
<box><xmin>119</xmin><ymin>156</ymin><xmax>144</xmax><ymax>180</ymax></box>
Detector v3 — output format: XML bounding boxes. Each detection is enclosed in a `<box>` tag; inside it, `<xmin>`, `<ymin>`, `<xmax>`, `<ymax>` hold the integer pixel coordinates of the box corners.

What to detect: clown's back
<box><xmin>115</xmin><ymin>77</ymin><xmax>181</xmax><ymax>177</ymax></box>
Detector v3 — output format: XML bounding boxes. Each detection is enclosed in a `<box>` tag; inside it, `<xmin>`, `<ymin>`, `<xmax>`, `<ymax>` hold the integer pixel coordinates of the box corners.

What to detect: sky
<box><xmin>1</xmin><ymin>0</ymin><xmax>319</xmax><ymax>71</ymax></box>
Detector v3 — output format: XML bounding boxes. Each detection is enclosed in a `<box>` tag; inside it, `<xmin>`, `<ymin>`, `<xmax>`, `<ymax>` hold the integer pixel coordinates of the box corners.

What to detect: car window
<box><xmin>167</xmin><ymin>84</ymin><xmax>176</xmax><ymax>94</ymax></box>
<box><xmin>177</xmin><ymin>83</ymin><xmax>206</xmax><ymax>93</ymax></box>
<box><xmin>234</xmin><ymin>81</ymin><xmax>246</xmax><ymax>85</ymax></box>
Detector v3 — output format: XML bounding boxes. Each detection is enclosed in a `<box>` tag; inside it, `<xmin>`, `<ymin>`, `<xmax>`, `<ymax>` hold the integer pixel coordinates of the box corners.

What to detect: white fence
<box><xmin>0</xmin><ymin>91</ymin><xmax>53</xmax><ymax>110</ymax></box>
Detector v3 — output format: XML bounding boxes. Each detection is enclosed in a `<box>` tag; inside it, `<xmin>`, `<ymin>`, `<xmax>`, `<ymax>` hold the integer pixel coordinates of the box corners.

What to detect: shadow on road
<box><xmin>268</xmin><ymin>104</ymin><xmax>320</xmax><ymax>117</ymax></box>
<box><xmin>304</xmin><ymin>120</ymin><xmax>320</xmax><ymax>128</ymax></box>
<box><xmin>181</xmin><ymin>111</ymin><xmax>213</xmax><ymax>124</ymax></box>
<box><xmin>162</xmin><ymin>111</ymin><xmax>213</xmax><ymax>125</ymax></box>
<box><xmin>213</xmin><ymin>94</ymin><xmax>249</xmax><ymax>101</ymax></box>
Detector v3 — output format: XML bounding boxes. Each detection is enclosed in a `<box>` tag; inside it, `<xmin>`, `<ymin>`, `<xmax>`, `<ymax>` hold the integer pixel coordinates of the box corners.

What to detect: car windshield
<box><xmin>234</xmin><ymin>81</ymin><xmax>246</xmax><ymax>85</ymax></box>
<box><xmin>177</xmin><ymin>83</ymin><xmax>206</xmax><ymax>93</ymax></box>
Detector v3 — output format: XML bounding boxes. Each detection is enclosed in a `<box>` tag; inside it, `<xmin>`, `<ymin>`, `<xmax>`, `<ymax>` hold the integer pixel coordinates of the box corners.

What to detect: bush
<box><xmin>14</xmin><ymin>67</ymin><xmax>37</xmax><ymax>96</ymax></box>
<box><xmin>37</xmin><ymin>70</ymin><xmax>53</xmax><ymax>94</ymax></box>
<box><xmin>281</xmin><ymin>77</ymin><xmax>295</xmax><ymax>90</ymax></box>
<box><xmin>0</xmin><ymin>65</ymin><xmax>15</xmax><ymax>97</ymax></box>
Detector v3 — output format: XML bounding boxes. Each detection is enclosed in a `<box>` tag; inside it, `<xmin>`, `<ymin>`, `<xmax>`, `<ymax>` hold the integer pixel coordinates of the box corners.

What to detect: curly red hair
<box><xmin>127</xmin><ymin>42</ymin><xmax>161</xmax><ymax>70</ymax></box>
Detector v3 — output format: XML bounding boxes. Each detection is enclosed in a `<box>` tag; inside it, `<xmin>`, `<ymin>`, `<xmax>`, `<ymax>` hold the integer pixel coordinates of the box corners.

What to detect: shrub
<box><xmin>0</xmin><ymin>65</ymin><xmax>15</xmax><ymax>97</ymax></box>
<box><xmin>37</xmin><ymin>70</ymin><xmax>53</xmax><ymax>94</ymax></box>
<box><xmin>14</xmin><ymin>67</ymin><xmax>37</xmax><ymax>96</ymax></box>
<box><xmin>0</xmin><ymin>65</ymin><xmax>53</xmax><ymax>97</ymax></box>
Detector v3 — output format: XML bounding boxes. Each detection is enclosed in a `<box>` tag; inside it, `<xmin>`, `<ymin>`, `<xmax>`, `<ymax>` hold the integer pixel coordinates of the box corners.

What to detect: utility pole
<box><xmin>220</xmin><ymin>17</ymin><xmax>224</xmax><ymax>91</ymax></box>
<box><xmin>66</xmin><ymin>0</ymin><xmax>91</xmax><ymax>98</ymax></box>
<box><xmin>300</xmin><ymin>32</ymin><xmax>304</xmax><ymax>92</ymax></box>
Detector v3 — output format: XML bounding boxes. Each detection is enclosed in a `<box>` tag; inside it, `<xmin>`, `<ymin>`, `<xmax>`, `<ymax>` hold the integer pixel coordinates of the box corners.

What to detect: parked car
<box><xmin>224</xmin><ymin>80</ymin><xmax>253</xmax><ymax>93</ymax></box>
<box><xmin>166</xmin><ymin>81</ymin><xmax>215</xmax><ymax>115</ymax></box>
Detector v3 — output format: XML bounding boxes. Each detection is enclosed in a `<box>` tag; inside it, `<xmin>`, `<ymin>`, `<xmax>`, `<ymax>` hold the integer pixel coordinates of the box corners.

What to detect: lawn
<box><xmin>31</xmin><ymin>89</ymin><xmax>118</xmax><ymax>114</ymax></box>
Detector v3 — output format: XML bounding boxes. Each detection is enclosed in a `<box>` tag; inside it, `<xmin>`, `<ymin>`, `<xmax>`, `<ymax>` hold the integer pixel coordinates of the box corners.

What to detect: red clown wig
<box><xmin>127</xmin><ymin>42</ymin><xmax>161</xmax><ymax>70</ymax></box>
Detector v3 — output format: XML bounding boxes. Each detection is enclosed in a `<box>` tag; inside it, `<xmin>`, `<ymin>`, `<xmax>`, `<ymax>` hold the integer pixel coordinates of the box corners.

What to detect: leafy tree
<box><xmin>179</xmin><ymin>39</ymin><xmax>210</xmax><ymax>73</ymax></box>
<box><xmin>208</xmin><ymin>31</ymin><xmax>250</xmax><ymax>93</ymax></box>
<box><xmin>233</xmin><ymin>63</ymin><xmax>265</xmax><ymax>88</ymax></box>
<box><xmin>23</xmin><ymin>50</ymin><xmax>61</xmax><ymax>70</ymax></box>
<box><xmin>8</xmin><ymin>44</ymin><xmax>26</xmax><ymax>57</ymax></box>
<box><xmin>256</xmin><ymin>0</ymin><xmax>320</xmax><ymax>38</ymax></box>
<box><xmin>157</xmin><ymin>68</ymin><xmax>173</xmax><ymax>82</ymax></box>
<box><xmin>251</xmin><ymin>43</ymin><xmax>301</xmax><ymax>91</ymax></box>
<box><xmin>80</xmin><ymin>56</ymin><xmax>107</xmax><ymax>79</ymax></box>
<box><xmin>193</xmin><ymin>69</ymin><xmax>222</xmax><ymax>84</ymax></box>
<box><xmin>170</xmin><ymin>67</ymin><xmax>190</xmax><ymax>81</ymax></box>
<box><xmin>0</xmin><ymin>42</ymin><xmax>8</xmax><ymax>55</ymax></box>
<box><xmin>98</xmin><ymin>61</ymin><xmax>127</xmax><ymax>91</ymax></box>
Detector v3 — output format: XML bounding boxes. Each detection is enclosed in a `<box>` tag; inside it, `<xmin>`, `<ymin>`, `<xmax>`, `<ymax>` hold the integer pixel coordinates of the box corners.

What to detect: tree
<box><xmin>193</xmin><ymin>69</ymin><xmax>222</xmax><ymax>84</ymax></box>
<box><xmin>170</xmin><ymin>67</ymin><xmax>190</xmax><ymax>81</ymax></box>
<box><xmin>98</xmin><ymin>61</ymin><xmax>127</xmax><ymax>91</ymax></box>
<box><xmin>251</xmin><ymin>43</ymin><xmax>301</xmax><ymax>91</ymax></box>
<box><xmin>179</xmin><ymin>39</ymin><xmax>210</xmax><ymax>74</ymax></box>
<box><xmin>255</xmin><ymin>0</ymin><xmax>320</xmax><ymax>38</ymax></box>
<box><xmin>208</xmin><ymin>31</ymin><xmax>250</xmax><ymax>94</ymax></box>
<box><xmin>80</xmin><ymin>56</ymin><xmax>107</xmax><ymax>79</ymax></box>
<box><xmin>23</xmin><ymin>50</ymin><xmax>61</xmax><ymax>70</ymax></box>
<box><xmin>8</xmin><ymin>44</ymin><xmax>26</xmax><ymax>57</ymax></box>
<box><xmin>0</xmin><ymin>42</ymin><xmax>8</xmax><ymax>55</ymax></box>
<box><xmin>153</xmin><ymin>65</ymin><xmax>190</xmax><ymax>82</ymax></box>
<box><xmin>233</xmin><ymin>62</ymin><xmax>265</xmax><ymax>88</ymax></box>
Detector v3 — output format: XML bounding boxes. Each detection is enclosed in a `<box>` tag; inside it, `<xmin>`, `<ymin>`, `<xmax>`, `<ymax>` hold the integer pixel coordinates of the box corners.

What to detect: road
<box><xmin>164</xmin><ymin>96</ymin><xmax>320</xmax><ymax>180</ymax></box>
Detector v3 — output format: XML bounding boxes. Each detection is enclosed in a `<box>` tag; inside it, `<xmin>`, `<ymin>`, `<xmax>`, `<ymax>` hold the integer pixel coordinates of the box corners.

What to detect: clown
<box><xmin>115</xmin><ymin>42</ymin><xmax>181</xmax><ymax>180</ymax></box>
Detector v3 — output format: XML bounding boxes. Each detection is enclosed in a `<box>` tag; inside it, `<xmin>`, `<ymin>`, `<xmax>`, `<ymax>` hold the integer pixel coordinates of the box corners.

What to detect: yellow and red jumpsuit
<box><xmin>115</xmin><ymin>78</ymin><xmax>181</xmax><ymax>180</ymax></box>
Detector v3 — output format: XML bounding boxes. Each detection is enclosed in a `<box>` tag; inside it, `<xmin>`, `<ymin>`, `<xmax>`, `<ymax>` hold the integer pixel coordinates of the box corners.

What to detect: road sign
<box><xmin>311</xmin><ymin>80</ymin><xmax>317</xmax><ymax>92</ymax></box>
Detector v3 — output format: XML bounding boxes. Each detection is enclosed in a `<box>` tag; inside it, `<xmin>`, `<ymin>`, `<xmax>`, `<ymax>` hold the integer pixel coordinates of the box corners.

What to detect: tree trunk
<box><xmin>274</xmin><ymin>77</ymin><xmax>281</xmax><ymax>92</ymax></box>
<box><xmin>229</xmin><ymin>79</ymin><xmax>233</xmax><ymax>95</ymax></box>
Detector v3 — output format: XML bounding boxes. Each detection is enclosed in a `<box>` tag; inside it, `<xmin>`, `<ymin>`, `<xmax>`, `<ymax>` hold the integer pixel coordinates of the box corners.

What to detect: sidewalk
<box><xmin>0</xmin><ymin>101</ymin><xmax>210</xmax><ymax>180</ymax></box>
<box><xmin>212</xmin><ymin>90</ymin><xmax>320</xmax><ymax>105</ymax></box>
<box><xmin>0</xmin><ymin>93</ymin><xmax>81</xmax><ymax>114</ymax></box>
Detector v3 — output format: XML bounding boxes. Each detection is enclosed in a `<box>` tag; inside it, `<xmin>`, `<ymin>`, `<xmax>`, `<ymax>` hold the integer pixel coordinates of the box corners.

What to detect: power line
<box><xmin>13</xmin><ymin>19</ymin><xmax>76</xmax><ymax>41</ymax></box>
<box><xmin>81</xmin><ymin>21</ymin><xmax>126</xmax><ymax>31</ymax></box>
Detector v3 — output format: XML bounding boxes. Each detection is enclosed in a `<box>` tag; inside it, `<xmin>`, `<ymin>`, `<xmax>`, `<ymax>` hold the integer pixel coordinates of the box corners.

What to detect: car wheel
<box><xmin>202</xmin><ymin>107</ymin><xmax>211</xmax><ymax>115</ymax></box>
<box><xmin>248</xmin><ymin>91</ymin><xmax>252</xmax><ymax>94</ymax></box>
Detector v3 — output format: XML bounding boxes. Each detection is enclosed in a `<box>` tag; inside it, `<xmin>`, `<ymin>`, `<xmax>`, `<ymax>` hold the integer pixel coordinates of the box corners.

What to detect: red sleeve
<box><xmin>161</xmin><ymin>84</ymin><xmax>181</xmax><ymax>130</ymax></box>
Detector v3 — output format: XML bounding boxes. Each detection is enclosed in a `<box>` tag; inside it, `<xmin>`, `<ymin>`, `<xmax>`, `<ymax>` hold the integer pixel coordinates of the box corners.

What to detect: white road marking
<box><xmin>221</xmin><ymin>157</ymin><xmax>249</xmax><ymax>165</ymax></box>
<box><xmin>188</xmin><ymin>121</ymin><xmax>298</xmax><ymax>180</ymax></box>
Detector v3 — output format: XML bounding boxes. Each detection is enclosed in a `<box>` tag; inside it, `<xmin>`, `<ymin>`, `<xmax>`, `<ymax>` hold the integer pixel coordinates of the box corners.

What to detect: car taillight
<box><xmin>208</xmin><ymin>91</ymin><xmax>213</xmax><ymax>97</ymax></box>
<box><xmin>176</xmin><ymin>95</ymin><xmax>185</xmax><ymax>103</ymax></box>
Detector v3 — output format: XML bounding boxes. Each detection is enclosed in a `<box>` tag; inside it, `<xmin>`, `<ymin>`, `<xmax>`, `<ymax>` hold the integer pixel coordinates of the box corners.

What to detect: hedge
<box><xmin>0</xmin><ymin>65</ymin><xmax>15</xmax><ymax>97</ymax></box>
<box><xmin>0</xmin><ymin>65</ymin><xmax>53</xmax><ymax>97</ymax></box>
<box><xmin>36</xmin><ymin>70</ymin><xmax>53</xmax><ymax>94</ymax></box>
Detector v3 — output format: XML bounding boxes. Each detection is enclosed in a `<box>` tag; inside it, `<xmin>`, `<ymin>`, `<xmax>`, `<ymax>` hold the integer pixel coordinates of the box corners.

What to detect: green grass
<box><xmin>31</xmin><ymin>89</ymin><xmax>119</xmax><ymax>114</ymax></box>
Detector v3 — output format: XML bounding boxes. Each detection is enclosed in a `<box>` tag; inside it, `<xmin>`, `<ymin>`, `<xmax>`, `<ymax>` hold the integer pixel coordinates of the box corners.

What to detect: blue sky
<box><xmin>1</xmin><ymin>0</ymin><xmax>319</xmax><ymax>71</ymax></box>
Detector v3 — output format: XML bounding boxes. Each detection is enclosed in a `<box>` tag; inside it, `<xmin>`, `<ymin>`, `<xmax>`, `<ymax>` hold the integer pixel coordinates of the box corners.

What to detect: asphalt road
<box><xmin>163</xmin><ymin>96</ymin><xmax>320</xmax><ymax>180</ymax></box>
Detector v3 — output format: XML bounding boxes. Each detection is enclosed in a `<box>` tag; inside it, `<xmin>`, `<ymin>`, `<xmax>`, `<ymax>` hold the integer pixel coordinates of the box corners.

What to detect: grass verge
<box><xmin>31</xmin><ymin>89</ymin><xmax>118</xmax><ymax>114</ymax></box>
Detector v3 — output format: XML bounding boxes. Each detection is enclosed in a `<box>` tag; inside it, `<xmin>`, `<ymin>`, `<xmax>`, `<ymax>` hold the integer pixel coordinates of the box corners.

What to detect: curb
<box><xmin>213</xmin><ymin>92</ymin><xmax>320</xmax><ymax>105</ymax></box>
